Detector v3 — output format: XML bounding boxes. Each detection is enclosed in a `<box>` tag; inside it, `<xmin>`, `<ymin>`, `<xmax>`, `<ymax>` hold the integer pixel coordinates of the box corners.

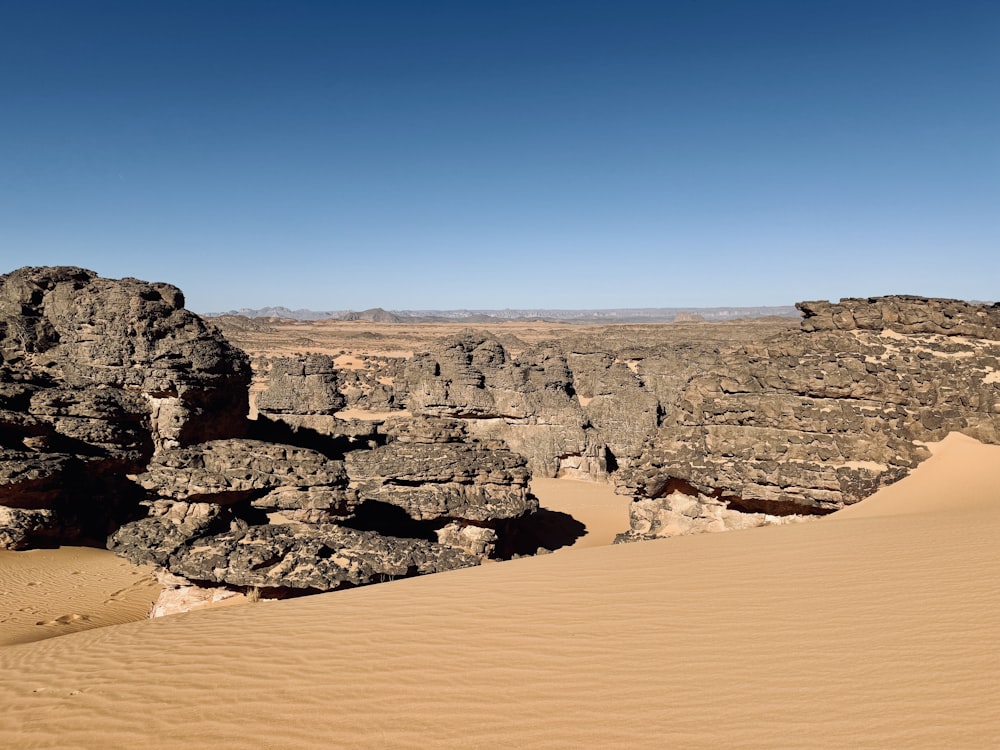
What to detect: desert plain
<box><xmin>2</xmin><ymin>312</ymin><xmax>999</xmax><ymax>748</ymax></box>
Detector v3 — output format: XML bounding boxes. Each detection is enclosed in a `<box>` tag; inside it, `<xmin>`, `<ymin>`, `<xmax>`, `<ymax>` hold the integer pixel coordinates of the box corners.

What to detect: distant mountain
<box><xmin>203</xmin><ymin>305</ymin><xmax>801</xmax><ymax>323</ymax></box>
<box><xmin>211</xmin><ymin>306</ymin><xmax>343</xmax><ymax>321</ymax></box>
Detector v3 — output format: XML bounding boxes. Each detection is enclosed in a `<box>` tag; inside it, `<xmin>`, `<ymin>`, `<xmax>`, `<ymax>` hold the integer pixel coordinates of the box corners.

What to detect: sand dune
<box><xmin>1</xmin><ymin>433</ymin><xmax>998</xmax><ymax>748</ymax></box>
<box><xmin>0</xmin><ymin>547</ymin><xmax>158</xmax><ymax>647</ymax></box>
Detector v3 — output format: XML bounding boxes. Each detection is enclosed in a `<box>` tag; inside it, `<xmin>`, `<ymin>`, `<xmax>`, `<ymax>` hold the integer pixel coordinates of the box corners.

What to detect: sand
<box><xmin>1</xmin><ymin>432</ymin><xmax>998</xmax><ymax>748</ymax></box>
<box><xmin>531</xmin><ymin>476</ymin><xmax>633</xmax><ymax>548</ymax></box>
<box><xmin>0</xmin><ymin>547</ymin><xmax>159</xmax><ymax>647</ymax></box>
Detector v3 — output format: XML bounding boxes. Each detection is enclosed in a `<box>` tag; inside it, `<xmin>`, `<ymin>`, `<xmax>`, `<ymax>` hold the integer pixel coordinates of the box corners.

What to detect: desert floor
<box><xmin>1</xmin><ymin>432</ymin><xmax>998</xmax><ymax>748</ymax></box>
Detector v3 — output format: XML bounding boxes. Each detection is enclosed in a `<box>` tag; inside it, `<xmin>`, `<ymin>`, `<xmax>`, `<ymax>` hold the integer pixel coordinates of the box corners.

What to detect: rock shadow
<box><xmin>246</xmin><ymin>416</ymin><xmax>378</xmax><ymax>460</ymax></box>
<box><xmin>500</xmin><ymin>508</ymin><xmax>587</xmax><ymax>557</ymax></box>
<box><xmin>340</xmin><ymin>499</ymin><xmax>440</xmax><ymax>542</ymax></box>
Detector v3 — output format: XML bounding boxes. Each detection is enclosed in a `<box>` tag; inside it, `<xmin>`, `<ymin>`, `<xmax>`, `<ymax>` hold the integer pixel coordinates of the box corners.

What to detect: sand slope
<box><xmin>1</xmin><ymin>433</ymin><xmax>998</xmax><ymax>748</ymax></box>
<box><xmin>531</xmin><ymin>476</ymin><xmax>632</xmax><ymax>548</ymax></box>
<box><xmin>0</xmin><ymin>547</ymin><xmax>158</xmax><ymax>647</ymax></box>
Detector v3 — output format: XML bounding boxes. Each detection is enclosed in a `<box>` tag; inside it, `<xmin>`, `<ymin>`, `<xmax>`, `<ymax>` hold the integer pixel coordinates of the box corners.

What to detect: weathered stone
<box><xmin>798</xmin><ymin>296</ymin><xmax>1000</xmax><ymax>339</ymax></box>
<box><xmin>113</xmin><ymin>519</ymin><xmax>480</xmax><ymax>591</ymax></box>
<box><xmin>393</xmin><ymin>298</ymin><xmax>1000</xmax><ymax>526</ymax></box>
<box><xmin>0</xmin><ymin>266</ymin><xmax>251</xmax><ymax>450</ymax></box>
<box><xmin>255</xmin><ymin>354</ymin><xmax>345</xmax><ymax>416</ymax></box>
<box><xmin>0</xmin><ymin>267</ymin><xmax>252</xmax><ymax>548</ymax></box>
<box><xmin>401</xmin><ymin>332</ymin><xmax>592</xmax><ymax>476</ymax></box>
<box><xmin>435</xmin><ymin>521</ymin><xmax>498</xmax><ymax>556</ymax></box>
<box><xmin>0</xmin><ymin>506</ymin><xmax>60</xmax><ymax>549</ymax></box>
<box><xmin>0</xmin><ymin>448</ymin><xmax>73</xmax><ymax>509</ymax></box>
<box><xmin>345</xmin><ymin>437</ymin><xmax>535</xmax><ymax>522</ymax></box>
<box><xmin>614</xmin><ymin>491</ymin><xmax>807</xmax><ymax>543</ymax></box>
<box><xmin>136</xmin><ymin>439</ymin><xmax>355</xmax><ymax>512</ymax></box>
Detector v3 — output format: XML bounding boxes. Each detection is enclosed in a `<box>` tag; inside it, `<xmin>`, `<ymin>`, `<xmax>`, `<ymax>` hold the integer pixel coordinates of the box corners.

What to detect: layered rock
<box><xmin>255</xmin><ymin>354</ymin><xmax>345</xmax><ymax>434</ymax></box>
<box><xmin>7</xmin><ymin>270</ymin><xmax>997</xmax><ymax>600</ymax></box>
<box><xmin>111</xmin><ymin>424</ymin><xmax>535</xmax><ymax>596</ymax></box>
<box><xmin>346</xmin><ymin>436</ymin><xmax>532</xmax><ymax>522</ymax></box>
<box><xmin>0</xmin><ymin>266</ymin><xmax>250</xmax><ymax>449</ymax></box>
<box><xmin>402</xmin><ymin>331</ymin><xmax>600</xmax><ymax>477</ymax></box>
<box><xmin>615</xmin><ymin>297</ymin><xmax>1000</xmax><ymax>538</ymax></box>
<box><xmin>391</xmin><ymin>298</ymin><xmax>1000</xmax><ymax>541</ymax></box>
<box><xmin>132</xmin><ymin>439</ymin><xmax>357</xmax><ymax>517</ymax></box>
<box><xmin>0</xmin><ymin>267</ymin><xmax>251</xmax><ymax>547</ymax></box>
<box><xmin>798</xmin><ymin>296</ymin><xmax>1000</xmax><ymax>339</ymax></box>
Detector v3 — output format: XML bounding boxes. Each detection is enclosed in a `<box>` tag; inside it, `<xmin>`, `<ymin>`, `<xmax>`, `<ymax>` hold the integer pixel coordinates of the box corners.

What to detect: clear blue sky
<box><xmin>1</xmin><ymin>0</ymin><xmax>997</xmax><ymax>312</ymax></box>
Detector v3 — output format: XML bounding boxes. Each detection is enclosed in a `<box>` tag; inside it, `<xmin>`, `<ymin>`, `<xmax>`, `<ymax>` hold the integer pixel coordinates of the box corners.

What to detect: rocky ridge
<box><xmin>385</xmin><ymin>297</ymin><xmax>1000</xmax><ymax>541</ymax></box>
<box><xmin>0</xmin><ymin>268</ymin><xmax>542</xmax><ymax>613</ymax></box>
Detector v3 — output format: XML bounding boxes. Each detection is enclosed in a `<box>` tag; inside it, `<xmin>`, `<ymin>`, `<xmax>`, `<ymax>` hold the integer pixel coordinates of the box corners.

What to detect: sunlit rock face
<box><xmin>391</xmin><ymin>297</ymin><xmax>1000</xmax><ymax>537</ymax></box>
<box><xmin>0</xmin><ymin>266</ymin><xmax>251</xmax><ymax>548</ymax></box>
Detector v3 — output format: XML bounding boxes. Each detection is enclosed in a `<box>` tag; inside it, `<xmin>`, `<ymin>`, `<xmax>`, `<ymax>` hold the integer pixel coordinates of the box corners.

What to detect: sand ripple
<box><xmin>1</xmin><ymin>434</ymin><xmax>998</xmax><ymax>748</ymax></box>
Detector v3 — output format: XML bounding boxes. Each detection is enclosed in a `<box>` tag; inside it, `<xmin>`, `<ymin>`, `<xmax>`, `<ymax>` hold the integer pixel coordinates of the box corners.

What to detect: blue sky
<box><xmin>1</xmin><ymin>0</ymin><xmax>997</xmax><ymax>312</ymax></box>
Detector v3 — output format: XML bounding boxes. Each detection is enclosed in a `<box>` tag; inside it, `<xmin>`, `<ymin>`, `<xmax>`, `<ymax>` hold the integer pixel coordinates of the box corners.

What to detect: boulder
<box><xmin>0</xmin><ymin>266</ymin><xmax>251</xmax><ymax>547</ymax></box>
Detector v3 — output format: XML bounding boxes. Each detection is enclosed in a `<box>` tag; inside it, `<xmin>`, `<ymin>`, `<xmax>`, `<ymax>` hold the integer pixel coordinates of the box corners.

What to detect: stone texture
<box><xmin>345</xmin><ymin>430</ymin><xmax>535</xmax><ymax>523</ymax></box>
<box><xmin>0</xmin><ymin>266</ymin><xmax>251</xmax><ymax>450</ymax></box>
<box><xmin>614</xmin><ymin>491</ymin><xmax>807</xmax><ymax>544</ymax></box>
<box><xmin>135</xmin><ymin>438</ymin><xmax>355</xmax><ymax>512</ymax></box>
<box><xmin>0</xmin><ymin>506</ymin><xmax>60</xmax><ymax>549</ymax></box>
<box><xmin>7</xmin><ymin>274</ymin><xmax>998</xmax><ymax>599</ymax></box>
<box><xmin>798</xmin><ymin>296</ymin><xmax>1000</xmax><ymax>339</ymax></box>
<box><xmin>111</xmin><ymin>517</ymin><xmax>479</xmax><ymax>592</ymax></box>
<box><xmin>613</xmin><ymin>298</ymin><xmax>1000</xmax><ymax>537</ymax></box>
<box><xmin>108</xmin><ymin>411</ymin><xmax>544</xmax><ymax>595</ymax></box>
<box><xmin>255</xmin><ymin>354</ymin><xmax>345</xmax><ymax>417</ymax></box>
<box><xmin>392</xmin><ymin>298</ymin><xmax>1000</xmax><ymax>540</ymax></box>
<box><xmin>402</xmin><ymin>332</ymin><xmax>595</xmax><ymax>476</ymax></box>
<box><xmin>0</xmin><ymin>267</ymin><xmax>252</xmax><ymax>547</ymax></box>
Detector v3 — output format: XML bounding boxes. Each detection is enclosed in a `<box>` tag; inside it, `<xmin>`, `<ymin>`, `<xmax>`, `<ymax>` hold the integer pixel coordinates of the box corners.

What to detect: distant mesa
<box><xmin>339</xmin><ymin>308</ymin><xmax>405</xmax><ymax>323</ymax></box>
<box><xmin>204</xmin><ymin>305</ymin><xmax>801</xmax><ymax>324</ymax></box>
<box><xmin>671</xmin><ymin>311</ymin><xmax>705</xmax><ymax>323</ymax></box>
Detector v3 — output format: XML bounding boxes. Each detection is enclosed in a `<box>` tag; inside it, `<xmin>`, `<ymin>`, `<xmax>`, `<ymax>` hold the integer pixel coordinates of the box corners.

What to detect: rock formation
<box><xmin>4</xmin><ymin>268</ymin><xmax>998</xmax><ymax>605</ymax></box>
<box><xmin>109</xmin><ymin>423</ymin><xmax>538</xmax><ymax>600</ymax></box>
<box><xmin>401</xmin><ymin>330</ymin><xmax>610</xmax><ymax>478</ymax></box>
<box><xmin>0</xmin><ymin>268</ymin><xmax>543</xmax><ymax>613</ymax></box>
<box><xmin>0</xmin><ymin>266</ymin><xmax>250</xmax><ymax>547</ymax></box>
<box><xmin>392</xmin><ymin>297</ymin><xmax>1000</xmax><ymax>541</ymax></box>
<box><xmin>614</xmin><ymin>491</ymin><xmax>806</xmax><ymax>543</ymax></box>
<box><xmin>617</xmin><ymin>297</ymin><xmax>1000</xmax><ymax>534</ymax></box>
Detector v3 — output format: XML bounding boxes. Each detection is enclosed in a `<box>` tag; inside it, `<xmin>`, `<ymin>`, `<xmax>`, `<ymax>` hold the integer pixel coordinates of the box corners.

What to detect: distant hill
<box><xmin>203</xmin><ymin>305</ymin><xmax>801</xmax><ymax>323</ymax></box>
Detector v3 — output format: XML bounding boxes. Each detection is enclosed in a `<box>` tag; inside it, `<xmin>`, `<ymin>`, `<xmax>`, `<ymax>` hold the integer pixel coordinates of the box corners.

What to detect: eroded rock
<box><xmin>0</xmin><ymin>267</ymin><xmax>251</xmax><ymax>547</ymax></box>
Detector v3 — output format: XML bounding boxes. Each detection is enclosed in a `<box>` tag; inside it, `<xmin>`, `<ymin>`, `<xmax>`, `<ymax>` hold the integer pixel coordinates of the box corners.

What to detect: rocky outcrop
<box><xmin>0</xmin><ymin>266</ymin><xmax>250</xmax><ymax>449</ymax></box>
<box><xmin>614</xmin><ymin>491</ymin><xmax>806</xmax><ymax>543</ymax></box>
<box><xmin>798</xmin><ymin>296</ymin><xmax>1000</xmax><ymax>339</ymax></box>
<box><xmin>401</xmin><ymin>331</ymin><xmax>601</xmax><ymax>477</ymax></box>
<box><xmin>613</xmin><ymin>298</ymin><xmax>1000</xmax><ymax>538</ymax></box>
<box><xmin>255</xmin><ymin>354</ymin><xmax>346</xmax><ymax>418</ymax></box>
<box><xmin>0</xmin><ymin>267</ymin><xmax>251</xmax><ymax>547</ymax></box>
<box><xmin>113</xmin><ymin>515</ymin><xmax>479</xmax><ymax>594</ymax></box>
<box><xmin>7</xmin><ymin>270</ymin><xmax>997</xmax><ymax>598</ymax></box>
<box><xmin>110</xmin><ymin>423</ymin><xmax>536</xmax><ymax>593</ymax></box>
<box><xmin>345</xmin><ymin>418</ymin><xmax>535</xmax><ymax>524</ymax></box>
<box><xmin>133</xmin><ymin>439</ymin><xmax>357</xmax><ymax>517</ymax></box>
<box><xmin>391</xmin><ymin>298</ymin><xmax>1000</xmax><ymax>542</ymax></box>
<box><xmin>253</xmin><ymin>352</ymin><xmax>402</xmax><ymax>439</ymax></box>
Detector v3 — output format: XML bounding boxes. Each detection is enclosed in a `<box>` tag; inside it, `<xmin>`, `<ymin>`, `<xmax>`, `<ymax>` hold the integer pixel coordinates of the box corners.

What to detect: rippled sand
<box><xmin>1</xmin><ymin>433</ymin><xmax>998</xmax><ymax>748</ymax></box>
